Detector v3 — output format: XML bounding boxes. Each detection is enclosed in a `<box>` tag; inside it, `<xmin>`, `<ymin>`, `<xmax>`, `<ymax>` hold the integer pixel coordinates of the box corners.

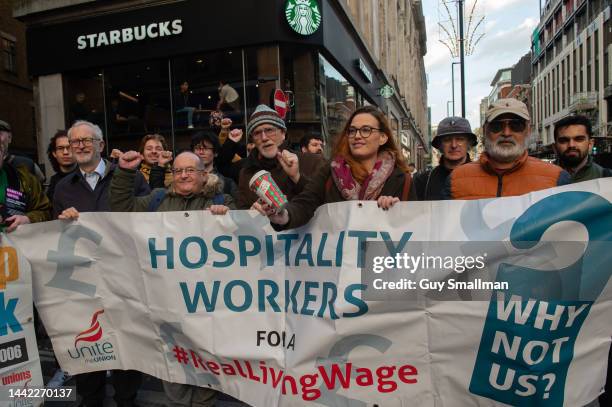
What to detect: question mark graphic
<box><xmin>541</xmin><ymin>373</ymin><xmax>556</xmax><ymax>399</ymax></box>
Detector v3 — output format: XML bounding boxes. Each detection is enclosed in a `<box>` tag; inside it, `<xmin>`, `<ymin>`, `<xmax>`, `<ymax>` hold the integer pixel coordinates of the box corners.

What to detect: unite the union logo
<box><xmin>285</xmin><ymin>0</ymin><xmax>322</xmax><ymax>36</ymax></box>
<box><xmin>68</xmin><ymin>309</ymin><xmax>116</xmax><ymax>363</ymax></box>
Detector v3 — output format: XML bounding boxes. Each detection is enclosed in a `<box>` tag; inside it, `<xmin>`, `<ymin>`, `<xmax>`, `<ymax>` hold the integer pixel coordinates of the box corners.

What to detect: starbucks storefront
<box><xmin>23</xmin><ymin>0</ymin><xmax>395</xmax><ymax>173</ymax></box>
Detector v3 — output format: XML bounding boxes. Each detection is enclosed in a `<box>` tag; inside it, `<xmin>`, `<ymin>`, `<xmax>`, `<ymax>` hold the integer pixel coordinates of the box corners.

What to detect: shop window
<box><xmin>281</xmin><ymin>46</ymin><xmax>319</xmax><ymax>124</ymax></box>
<box><xmin>63</xmin><ymin>69</ymin><xmax>106</xmax><ymax>138</ymax></box>
<box><xmin>103</xmin><ymin>60</ymin><xmax>172</xmax><ymax>151</ymax></box>
<box><xmin>319</xmin><ymin>54</ymin><xmax>356</xmax><ymax>147</ymax></box>
<box><xmin>171</xmin><ymin>49</ymin><xmax>244</xmax><ymax>149</ymax></box>
<box><xmin>1</xmin><ymin>37</ymin><xmax>17</xmax><ymax>74</ymax></box>
<box><xmin>243</xmin><ymin>46</ymin><xmax>280</xmax><ymax>127</ymax></box>
<box><xmin>390</xmin><ymin>113</ymin><xmax>400</xmax><ymax>148</ymax></box>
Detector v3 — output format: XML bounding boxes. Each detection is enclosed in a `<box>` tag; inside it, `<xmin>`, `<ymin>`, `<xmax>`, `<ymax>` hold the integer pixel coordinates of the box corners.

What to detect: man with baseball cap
<box><xmin>446</xmin><ymin>98</ymin><xmax>570</xmax><ymax>199</ymax></box>
<box><xmin>414</xmin><ymin>116</ymin><xmax>477</xmax><ymax>200</ymax></box>
<box><xmin>237</xmin><ymin>104</ymin><xmax>325</xmax><ymax>209</ymax></box>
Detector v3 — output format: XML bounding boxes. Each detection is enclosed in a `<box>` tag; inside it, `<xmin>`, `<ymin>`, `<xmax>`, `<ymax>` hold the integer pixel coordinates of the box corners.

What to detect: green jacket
<box><xmin>109</xmin><ymin>167</ymin><xmax>235</xmax><ymax>212</ymax></box>
<box><xmin>566</xmin><ymin>156</ymin><xmax>611</xmax><ymax>183</ymax></box>
<box><xmin>1</xmin><ymin>162</ymin><xmax>50</xmax><ymax>223</ymax></box>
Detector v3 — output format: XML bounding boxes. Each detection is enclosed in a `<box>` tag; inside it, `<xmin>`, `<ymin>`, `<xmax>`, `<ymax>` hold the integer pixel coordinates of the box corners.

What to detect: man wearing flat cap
<box><xmin>414</xmin><ymin>116</ymin><xmax>476</xmax><ymax>200</ymax></box>
<box><xmin>446</xmin><ymin>98</ymin><xmax>570</xmax><ymax>199</ymax></box>
<box><xmin>236</xmin><ymin>104</ymin><xmax>325</xmax><ymax>209</ymax></box>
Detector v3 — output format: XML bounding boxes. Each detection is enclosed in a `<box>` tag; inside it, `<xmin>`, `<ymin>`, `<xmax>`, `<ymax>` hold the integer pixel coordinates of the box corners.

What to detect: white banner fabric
<box><xmin>7</xmin><ymin>179</ymin><xmax>612</xmax><ymax>407</ymax></box>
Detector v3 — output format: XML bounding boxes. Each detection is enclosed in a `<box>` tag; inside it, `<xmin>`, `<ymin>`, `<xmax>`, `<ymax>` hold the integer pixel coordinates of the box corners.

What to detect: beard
<box><xmin>485</xmin><ymin>136</ymin><xmax>528</xmax><ymax>163</ymax></box>
<box><xmin>558</xmin><ymin>148</ymin><xmax>587</xmax><ymax>168</ymax></box>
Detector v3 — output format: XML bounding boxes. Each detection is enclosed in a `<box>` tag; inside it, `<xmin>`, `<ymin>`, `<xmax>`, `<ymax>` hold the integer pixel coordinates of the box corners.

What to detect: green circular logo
<box><xmin>285</xmin><ymin>0</ymin><xmax>321</xmax><ymax>36</ymax></box>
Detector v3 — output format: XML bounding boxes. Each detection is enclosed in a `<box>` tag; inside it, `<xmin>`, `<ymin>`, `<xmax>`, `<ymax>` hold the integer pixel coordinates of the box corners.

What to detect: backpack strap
<box><xmin>147</xmin><ymin>189</ymin><xmax>167</xmax><ymax>212</ymax></box>
<box><xmin>401</xmin><ymin>172</ymin><xmax>412</xmax><ymax>201</ymax></box>
<box><xmin>212</xmin><ymin>193</ymin><xmax>225</xmax><ymax>205</ymax></box>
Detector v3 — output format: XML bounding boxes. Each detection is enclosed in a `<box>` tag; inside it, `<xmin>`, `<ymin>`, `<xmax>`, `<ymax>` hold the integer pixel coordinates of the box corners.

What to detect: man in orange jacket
<box><xmin>446</xmin><ymin>98</ymin><xmax>570</xmax><ymax>199</ymax></box>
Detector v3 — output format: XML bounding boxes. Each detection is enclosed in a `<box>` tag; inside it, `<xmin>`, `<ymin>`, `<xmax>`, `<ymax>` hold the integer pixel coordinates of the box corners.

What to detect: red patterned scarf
<box><xmin>330</xmin><ymin>151</ymin><xmax>396</xmax><ymax>200</ymax></box>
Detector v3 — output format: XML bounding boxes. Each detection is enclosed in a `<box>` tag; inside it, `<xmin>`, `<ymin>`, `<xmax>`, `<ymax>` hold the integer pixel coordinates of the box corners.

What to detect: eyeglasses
<box><xmin>171</xmin><ymin>167</ymin><xmax>201</xmax><ymax>176</ymax></box>
<box><xmin>55</xmin><ymin>146</ymin><xmax>71</xmax><ymax>152</ymax></box>
<box><xmin>69</xmin><ymin>137</ymin><xmax>99</xmax><ymax>147</ymax></box>
<box><xmin>252</xmin><ymin>127</ymin><xmax>277</xmax><ymax>138</ymax></box>
<box><xmin>488</xmin><ymin>119</ymin><xmax>527</xmax><ymax>133</ymax></box>
<box><xmin>347</xmin><ymin>126</ymin><xmax>382</xmax><ymax>139</ymax></box>
<box><xmin>194</xmin><ymin>144</ymin><xmax>214</xmax><ymax>152</ymax></box>
<box><xmin>440</xmin><ymin>135</ymin><xmax>468</xmax><ymax>145</ymax></box>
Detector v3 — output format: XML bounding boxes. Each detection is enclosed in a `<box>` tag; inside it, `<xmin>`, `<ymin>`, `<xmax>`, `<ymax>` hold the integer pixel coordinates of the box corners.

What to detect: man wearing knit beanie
<box><xmin>236</xmin><ymin>104</ymin><xmax>325</xmax><ymax>209</ymax></box>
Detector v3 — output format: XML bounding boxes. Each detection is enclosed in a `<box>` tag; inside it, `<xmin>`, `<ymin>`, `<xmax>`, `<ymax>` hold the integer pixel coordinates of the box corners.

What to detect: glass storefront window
<box><xmin>319</xmin><ymin>54</ymin><xmax>355</xmax><ymax>147</ymax></box>
<box><xmin>171</xmin><ymin>49</ymin><xmax>244</xmax><ymax>149</ymax></box>
<box><xmin>63</xmin><ymin>68</ymin><xmax>105</xmax><ymax>133</ymax></box>
<box><xmin>390</xmin><ymin>112</ymin><xmax>399</xmax><ymax>147</ymax></box>
<box><xmin>61</xmin><ymin>46</ymin><xmax>339</xmax><ymax>154</ymax></box>
<box><xmin>281</xmin><ymin>46</ymin><xmax>320</xmax><ymax>123</ymax></box>
<box><xmin>280</xmin><ymin>46</ymin><xmax>321</xmax><ymax>148</ymax></box>
<box><xmin>243</xmin><ymin>46</ymin><xmax>280</xmax><ymax>123</ymax></box>
<box><xmin>104</xmin><ymin>59</ymin><xmax>172</xmax><ymax>151</ymax></box>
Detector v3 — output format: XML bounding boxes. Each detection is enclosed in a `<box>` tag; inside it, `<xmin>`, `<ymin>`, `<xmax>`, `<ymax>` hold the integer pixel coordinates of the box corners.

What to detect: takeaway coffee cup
<box><xmin>249</xmin><ymin>170</ymin><xmax>288</xmax><ymax>213</ymax></box>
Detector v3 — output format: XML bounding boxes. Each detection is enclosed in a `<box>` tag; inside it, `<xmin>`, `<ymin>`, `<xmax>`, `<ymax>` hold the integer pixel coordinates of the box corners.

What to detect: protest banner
<box><xmin>0</xmin><ymin>240</ymin><xmax>44</xmax><ymax>407</ymax></box>
<box><xmin>7</xmin><ymin>179</ymin><xmax>612</xmax><ymax>406</ymax></box>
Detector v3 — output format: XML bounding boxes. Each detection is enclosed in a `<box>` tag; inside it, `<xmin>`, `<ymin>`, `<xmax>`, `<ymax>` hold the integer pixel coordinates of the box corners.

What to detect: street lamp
<box><xmin>451</xmin><ymin>62</ymin><xmax>461</xmax><ymax>116</ymax></box>
<box><xmin>447</xmin><ymin>101</ymin><xmax>454</xmax><ymax>117</ymax></box>
<box><xmin>458</xmin><ymin>0</ymin><xmax>466</xmax><ymax>118</ymax></box>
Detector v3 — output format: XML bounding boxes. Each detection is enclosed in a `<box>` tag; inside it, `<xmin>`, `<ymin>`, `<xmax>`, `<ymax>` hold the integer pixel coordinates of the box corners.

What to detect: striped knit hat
<box><xmin>246</xmin><ymin>104</ymin><xmax>286</xmax><ymax>139</ymax></box>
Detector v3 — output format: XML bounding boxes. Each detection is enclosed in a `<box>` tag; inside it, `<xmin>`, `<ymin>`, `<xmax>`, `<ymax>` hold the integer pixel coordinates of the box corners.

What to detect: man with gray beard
<box><xmin>446</xmin><ymin>98</ymin><xmax>570</xmax><ymax>199</ymax></box>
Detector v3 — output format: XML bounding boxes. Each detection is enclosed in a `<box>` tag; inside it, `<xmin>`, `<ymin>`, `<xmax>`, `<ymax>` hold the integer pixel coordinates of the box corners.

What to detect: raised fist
<box><xmin>221</xmin><ymin>118</ymin><xmax>232</xmax><ymax>129</ymax></box>
<box><xmin>110</xmin><ymin>149</ymin><xmax>124</xmax><ymax>160</ymax></box>
<box><xmin>158</xmin><ymin>150</ymin><xmax>173</xmax><ymax>167</ymax></box>
<box><xmin>118</xmin><ymin>150</ymin><xmax>143</xmax><ymax>170</ymax></box>
<box><xmin>229</xmin><ymin>129</ymin><xmax>243</xmax><ymax>143</ymax></box>
<box><xmin>277</xmin><ymin>150</ymin><xmax>299</xmax><ymax>183</ymax></box>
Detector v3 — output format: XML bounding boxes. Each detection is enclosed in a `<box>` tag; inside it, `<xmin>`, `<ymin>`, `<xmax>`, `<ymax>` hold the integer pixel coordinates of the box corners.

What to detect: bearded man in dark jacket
<box><xmin>236</xmin><ymin>104</ymin><xmax>325</xmax><ymax>209</ymax></box>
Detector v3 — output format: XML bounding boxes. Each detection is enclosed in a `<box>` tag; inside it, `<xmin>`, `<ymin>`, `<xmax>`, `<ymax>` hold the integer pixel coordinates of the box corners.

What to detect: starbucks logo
<box><xmin>285</xmin><ymin>0</ymin><xmax>321</xmax><ymax>36</ymax></box>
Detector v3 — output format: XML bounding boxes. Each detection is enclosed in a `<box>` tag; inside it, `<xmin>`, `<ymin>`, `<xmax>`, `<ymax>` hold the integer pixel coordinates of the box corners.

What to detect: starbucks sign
<box><xmin>285</xmin><ymin>0</ymin><xmax>321</xmax><ymax>36</ymax></box>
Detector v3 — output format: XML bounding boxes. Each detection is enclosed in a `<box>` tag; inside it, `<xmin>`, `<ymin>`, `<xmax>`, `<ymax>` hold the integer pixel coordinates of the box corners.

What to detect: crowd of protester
<box><xmin>0</xmin><ymin>97</ymin><xmax>610</xmax><ymax>406</ymax></box>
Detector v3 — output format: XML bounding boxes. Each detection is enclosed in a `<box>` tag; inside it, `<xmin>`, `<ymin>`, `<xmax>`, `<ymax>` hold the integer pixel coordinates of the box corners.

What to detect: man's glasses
<box><xmin>488</xmin><ymin>119</ymin><xmax>527</xmax><ymax>133</ymax></box>
<box><xmin>347</xmin><ymin>126</ymin><xmax>382</xmax><ymax>139</ymax></box>
<box><xmin>252</xmin><ymin>127</ymin><xmax>277</xmax><ymax>138</ymax></box>
<box><xmin>55</xmin><ymin>146</ymin><xmax>71</xmax><ymax>152</ymax></box>
<box><xmin>69</xmin><ymin>137</ymin><xmax>98</xmax><ymax>147</ymax></box>
<box><xmin>171</xmin><ymin>167</ymin><xmax>202</xmax><ymax>176</ymax></box>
